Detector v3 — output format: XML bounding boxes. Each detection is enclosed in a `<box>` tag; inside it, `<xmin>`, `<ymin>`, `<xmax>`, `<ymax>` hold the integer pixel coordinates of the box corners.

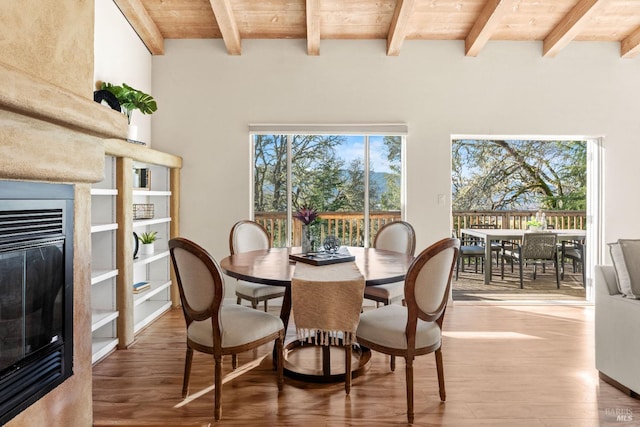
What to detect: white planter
<box><xmin>127</xmin><ymin>124</ymin><xmax>138</xmax><ymax>141</ymax></box>
<box><xmin>140</xmin><ymin>242</ymin><xmax>154</xmax><ymax>255</ymax></box>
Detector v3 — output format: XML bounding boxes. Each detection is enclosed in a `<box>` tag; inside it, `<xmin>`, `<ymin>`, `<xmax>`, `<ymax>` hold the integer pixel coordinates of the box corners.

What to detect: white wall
<box><xmin>151</xmin><ymin>38</ymin><xmax>640</xmax><ymax>262</ymax></box>
<box><xmin>94</xmin><ymin>0</ymin><xmax>153</xmax><ymax>144</ymax></box>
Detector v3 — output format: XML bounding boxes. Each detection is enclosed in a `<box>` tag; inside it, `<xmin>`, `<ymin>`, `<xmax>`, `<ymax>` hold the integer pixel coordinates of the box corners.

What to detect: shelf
<box><xmin>132</xmin><ymin>190</ymin><xmax>172</xmax><ymax>197</ymax></box>
<box><xmin>91</xmin><ymin>222</ymin><xmax>119</xmax><ymax>233</ymax></box>
<box><xmin>134</xmin><ymin>249</ymin><xmax>169</xmax><ymax>266</ymax></box>
<box><xmin>91</xmin><ymin>338</ymin><xmax>119</xmax><ymax>364</ymax></box>
<box><xmin>133</xmin><ymin>280</ymin><xmax>172</xmax><ymax>306</ymax></box>
<box><xmin>92</xmin><ymin>309</ymin><xmax>119</xmax><ymax>332</ymax></box>
<box><xmin>91</xmin><ymin>188</ymin><xmax>118</xmax><ymax>196</ymax></box>
<box><xmin>91</xmin><ymin>269</ymin><xmax>119</xmax><ymax>285</ymax></box>
<box><xmin>132</xmin><ymin>217</ymin><xmax>171</xmax><ymax>228</ymax></box>
<box><xmin>134</xmin><ymin>300</ymin><xmax>172</xmax><ymax>333</ymax></box>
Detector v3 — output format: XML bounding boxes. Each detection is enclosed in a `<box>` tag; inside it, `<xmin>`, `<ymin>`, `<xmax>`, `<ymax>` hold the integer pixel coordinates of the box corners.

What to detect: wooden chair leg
<box><xmin>276</xmin><ymin>334</ymin><xmax>284</xmax><ymax>391</ymax></box>
<box><xmin>231</xmin><ymin>354</ymin><xmax>237</xmax><ymax>370</ymax></box>
<box><xmin>214</xmin><ymin>355</ymin><xmax>222</xmax><ymax>421</ymax></box>
<box><xmin>390</xmin><ymin>355</ymin><xmax>396</xmax><ymax>371</ymax></box>
<box><xmin>263</xmin><ymin>300</ymin><xmax>268</xmax><ymax>312</ymax></box>
<box><xmin>251</xmin><ymin>300</ymin><xmax>258</xmax><ymax>310</ymax></box>
<box><xmin>236</xmin><ymin>296</ymin><xmax>241</xmax><ymax>305</ymax></box>
<box><xmin>405</xmin><ymin>357</ymin><xmax>414</xmax><ymax>424</ymax></box>
<box><xmin>182</xmin><ymin>347</ymin><xmax>193</xmax><ymax>398</ymax></box>
<box><xmin>435</xmin><ymin>348</ymin><xmax>446</xmax><ymax>401</ymax></box>
<box><xmin>345</xmin><ymin>343</ymin><xmax>352</xmax><ymax>395</ymax></box>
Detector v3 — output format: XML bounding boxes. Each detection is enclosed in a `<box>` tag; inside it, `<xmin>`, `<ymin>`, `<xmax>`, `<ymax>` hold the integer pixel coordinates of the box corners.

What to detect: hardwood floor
<box><xmin>93</xmin><ymin>304</ymin><xmax>640</xmax><ymax>426</ymax></box>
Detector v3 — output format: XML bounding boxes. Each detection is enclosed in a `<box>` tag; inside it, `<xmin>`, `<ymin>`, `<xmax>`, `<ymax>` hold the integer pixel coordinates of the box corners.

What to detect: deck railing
<box><xmin>452</xmin><ymin>210</ymin><xmax>586</xmax><ymax>231</ymax></box>
<box><xmin>255</xmin><ymin>209</ymin><xmax>587</xmax><ymax>248</ymax></box>
<box><xmin>255</xmin><ymin>211</ymin><xmax>401</xmax><ymax>248</ymax></box>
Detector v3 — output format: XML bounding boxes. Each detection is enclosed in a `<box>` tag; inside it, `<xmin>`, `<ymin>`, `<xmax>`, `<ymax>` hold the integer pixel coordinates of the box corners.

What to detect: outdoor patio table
<box><xmin>459</xmin><ymin>228</ymin><xmax>587</xmax><ymax>285</ymax></box>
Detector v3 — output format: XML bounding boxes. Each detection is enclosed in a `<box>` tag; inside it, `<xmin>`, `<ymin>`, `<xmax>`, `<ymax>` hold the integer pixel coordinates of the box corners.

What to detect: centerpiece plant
<box><xmin>294</xmin><ymin>205</ymin><xmax>320</xmax><ymax>253</ymax></box>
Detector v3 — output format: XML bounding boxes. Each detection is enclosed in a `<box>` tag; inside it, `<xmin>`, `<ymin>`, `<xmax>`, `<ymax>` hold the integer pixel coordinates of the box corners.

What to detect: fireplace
<box><xmin>0</xmin><ymin>180</ymin><xmax>74</xmax><ymax>425</ymax></box>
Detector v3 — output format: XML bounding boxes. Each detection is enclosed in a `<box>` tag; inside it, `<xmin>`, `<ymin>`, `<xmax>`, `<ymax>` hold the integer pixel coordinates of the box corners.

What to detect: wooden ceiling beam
<box><xmin>113</xmin><ymin>0</ymin><xmax>164</xmax><ymax>55</ymax></box>
<box><xmin>306</xmin><ymin>0</ymin><xmax>320</xmax><ymax>56</ymax></box>
<box><xmin>209</xmin><ymin>0</ymin><xmax>242</xmax><ymax>55</ymax></box>
<box><xmin>465</xmin><ymin>0</ymin><xmax>513</xmax><ymax>57</ymax></box>
<box><xmin>387</xmin><ymin>0</ymin><xmax>417</xmax><ymax>56</ymax></box>
<box><xmin>543</xmin><ymin>0</ymin><xmax>603</xmax><ymax>58</ymax></box>
<box><xmin>621</xmin><ymin>26</ymin><xmax>640</xmax><ymax>58</ymax></box>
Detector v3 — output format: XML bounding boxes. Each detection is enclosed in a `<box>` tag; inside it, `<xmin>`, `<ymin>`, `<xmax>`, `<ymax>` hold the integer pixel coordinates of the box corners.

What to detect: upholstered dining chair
<box><xmin>291</xmin><ymin>261</ymin><xmax>365</xmax><ymax>394</ymax></box>
<box><xmin>500</xmin><ymin>232</ymin><xmax>560</xmax><ymax>289</ymax></box>
<box><xmin>356</xmin><ymin>237</ymin><xmax>459</xmax><ymax>423</ymax></box>
<box><xmin>230</xmin><ymin>220</ymin><xmax>285</xmax><ymax>311</ymax></box>
<box><xmin>168</xmin><ymin>237</ymin><xmax>285</xmax><ymax>421</ymax></box>
<box><xmin>363</xmin><ymin>221</ymin><xmax>416</xmax><ymax>307</ymax></box>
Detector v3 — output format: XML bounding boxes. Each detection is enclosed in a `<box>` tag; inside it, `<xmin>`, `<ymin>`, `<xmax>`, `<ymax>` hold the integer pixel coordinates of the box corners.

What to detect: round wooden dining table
<box><xmin>219</xmin><ymin>246</ymin><xmax>415</xmax><ymax>382</ymax></box>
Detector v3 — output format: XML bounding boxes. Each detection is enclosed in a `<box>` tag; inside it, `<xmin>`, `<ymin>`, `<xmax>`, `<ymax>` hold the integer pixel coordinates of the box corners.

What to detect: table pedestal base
<box><xmin>283</xmin><ymin>340</ymin><xmax>371</xmax><ymax>383</ymax></box>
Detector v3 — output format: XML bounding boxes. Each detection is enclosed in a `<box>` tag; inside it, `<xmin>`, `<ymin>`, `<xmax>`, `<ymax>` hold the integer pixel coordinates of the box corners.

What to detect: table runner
<box><xmin>291</xmin><ymin>261</ymin><xmax>365</xmax><ymax>346</ymax></box>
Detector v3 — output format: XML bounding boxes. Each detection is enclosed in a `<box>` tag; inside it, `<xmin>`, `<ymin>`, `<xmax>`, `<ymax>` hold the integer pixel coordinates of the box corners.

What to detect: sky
<box><xmin>340</xmin><ymin>135</ymin><xmax>394</xmax><ymax>174</ymax></box>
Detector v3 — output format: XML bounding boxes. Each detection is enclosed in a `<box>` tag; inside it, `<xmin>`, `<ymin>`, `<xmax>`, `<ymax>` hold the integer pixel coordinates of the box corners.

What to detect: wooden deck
<box><xmin>92</xmin><ymin>302</ymin><xmax>639</xmax><ymax>426</ymax></box>
<box><xmin>453</xmin><ymin>261</ymin><xmax>586</xmax><ymax>302</ymax></box>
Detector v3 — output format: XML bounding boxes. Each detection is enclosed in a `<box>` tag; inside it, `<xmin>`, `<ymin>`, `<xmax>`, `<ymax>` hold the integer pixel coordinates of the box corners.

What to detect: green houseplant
<box><xmin>100</xmin><ymin>82</ymin><xmax>158</xmax><ymax>125</ymax></box>
<box><xmin>138</xmin><ymin>231</ymin><xmax>158</xmax><ymax>255</ymax></box>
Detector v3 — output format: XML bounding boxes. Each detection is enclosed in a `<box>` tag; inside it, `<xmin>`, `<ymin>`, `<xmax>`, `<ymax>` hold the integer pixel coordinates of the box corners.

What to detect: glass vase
<box><xmin>301</xmin><ymin>225</ymin><xmax>313</xmax><ymax>254</ymax></box>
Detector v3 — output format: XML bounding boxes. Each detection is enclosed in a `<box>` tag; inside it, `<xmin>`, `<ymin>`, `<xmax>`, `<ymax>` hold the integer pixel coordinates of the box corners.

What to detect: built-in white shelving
<box><xmin>90</xmin><ymin>140</ymin><xmax>181</xmax><ymax>360</ymax></box>
<box><xmin>91</xmin><ymin>155</ymin><xmax>119</xmax><ymax>364</ymax></box>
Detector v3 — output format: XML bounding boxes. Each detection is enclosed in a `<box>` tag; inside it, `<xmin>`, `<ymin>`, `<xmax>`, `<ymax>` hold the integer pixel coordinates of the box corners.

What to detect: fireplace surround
<box><xmin>0</xmin><ymin>181</ymin><xmax>74</xmax><ymax>425</ymax></box>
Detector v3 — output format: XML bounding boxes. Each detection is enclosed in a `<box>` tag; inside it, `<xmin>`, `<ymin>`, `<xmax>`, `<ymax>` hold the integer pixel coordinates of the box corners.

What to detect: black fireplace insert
<box><xmin>0</xmin><ymin>181</ymin><xmax>74</xmax><ymax>424</ymax></box>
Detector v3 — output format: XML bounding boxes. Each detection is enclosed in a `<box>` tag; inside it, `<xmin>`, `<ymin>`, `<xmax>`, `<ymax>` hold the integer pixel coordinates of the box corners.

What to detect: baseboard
<box><xmin>599</xmin><ymin>371</ymin><xmax>640</xmax><ymax>399</ymax></box>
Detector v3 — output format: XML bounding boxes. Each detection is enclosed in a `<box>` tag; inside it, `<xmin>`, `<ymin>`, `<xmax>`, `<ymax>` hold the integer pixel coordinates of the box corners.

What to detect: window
<box><xmin>251</xmin><ymin>126</ymin><xmax>406</xmax><ymax>248</ymax></box>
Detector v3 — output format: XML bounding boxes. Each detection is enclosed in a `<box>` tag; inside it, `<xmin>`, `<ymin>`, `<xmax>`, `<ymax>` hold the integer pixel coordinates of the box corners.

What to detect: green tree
<box><xmin>452</xmin><ymin>139</ymin><xmax>586</xmax><ymax>210</ymax></box>
<box><xmin>379</xmin><ymin>136</ymin><xmax>401</xmax><ymax>210</ymax></box>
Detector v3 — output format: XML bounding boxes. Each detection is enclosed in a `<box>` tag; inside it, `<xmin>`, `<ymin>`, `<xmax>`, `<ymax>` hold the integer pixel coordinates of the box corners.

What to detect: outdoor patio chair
<box><xmin>561</xmin><ymin>238</ymin><xmax>585</xmax><ymax>286</ymax></box>
<box><xmin>230</xmin><ymin>220</ymin><xmax>285</xmax><ymax>311</ymax></box>
<box><xmin>470</xmin><ymin>223</ymin><xmax>502</xmax><ymax>266</ymax></box>
<box><xmin>363</xmin><ymin>221</ymin><xmax>416</xmax><ymax>307</ymax></box>
<box><xmin>500</xmin><ymin>232</ymin><xmax>560</xmax><ymax>289</ymax></box>
<box><xmin>453</xmin><ymin>229</ymin><xmax>486</xmax><ymax>280</ymax></box>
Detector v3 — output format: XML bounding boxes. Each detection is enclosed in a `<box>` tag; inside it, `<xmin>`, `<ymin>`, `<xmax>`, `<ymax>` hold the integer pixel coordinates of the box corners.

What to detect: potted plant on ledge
<box><xmin>99</xmin><ymin>82</ymin><xmax>157</xmax><ymax>142</ymax></box>
<box><xmin>138</xmin><ymin>231</ymin><xmax>158</xmax><ymax>255</ymax></box>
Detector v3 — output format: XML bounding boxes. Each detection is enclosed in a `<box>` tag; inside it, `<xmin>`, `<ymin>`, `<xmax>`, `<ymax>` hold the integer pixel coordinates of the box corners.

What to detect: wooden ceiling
<box><xmin>113</xmin><ymin>0</ymin><xmax>640</xmax><ymax>58</ymax></box>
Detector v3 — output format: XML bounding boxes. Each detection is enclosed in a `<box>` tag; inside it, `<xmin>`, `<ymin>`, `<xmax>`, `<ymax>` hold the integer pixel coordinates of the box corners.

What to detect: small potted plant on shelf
<box><xmin>138</xmin><ymin>231</ymin><xmax>158</xmax><ymax>255</ymax></box>
<box><xmin>98</xmin><ymin>81</ymin><xmax>158</xmax><ymax>141</ymax></box>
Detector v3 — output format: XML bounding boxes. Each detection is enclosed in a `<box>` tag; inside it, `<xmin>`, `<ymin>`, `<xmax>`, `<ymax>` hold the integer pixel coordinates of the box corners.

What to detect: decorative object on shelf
<box><xmin>294</xmin><ymin>205</ymin><xmax>319</xmax><ymax>254</ymax></box>
<box><xmin>132</xmin><ymin>232</ymin><xmax>139</xmax><ymax>259</ymax></box>
<box><xmin>133</xmin><ymin>168</ymin><xmax>151</xmax><ymax>190</ymax></box>
<box><xmin>323</xmin><ymin>235</ymin><xmax>341</xmax><ymax>254</ymax></box>
<box><xmin>98</xmin><ymin>81</ymin><xmax>157</xmax><ymax>143</ymax></box>
<box><xmin>133</xmin><ymin>204</ymin><xmax>154</xmax><ymax>220</ymax></box>
<box><xmin>132</xmin><ymin>281</ymin><xmax>151</xmax><ymax>294</ymax></box>
<box><xmin>93</xmin><ymin>89</ymin><xmax>121</xmax><ymax>111</ymax></box>
<box><xmin>138</xmin><ymin>231</ymin><xmax>158</xmax><ymax>255</ymax></box>
<box><xmin>98</xmin><ymin>82</ymin><xmax>158</xmax><ymax>124</ymax></box>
